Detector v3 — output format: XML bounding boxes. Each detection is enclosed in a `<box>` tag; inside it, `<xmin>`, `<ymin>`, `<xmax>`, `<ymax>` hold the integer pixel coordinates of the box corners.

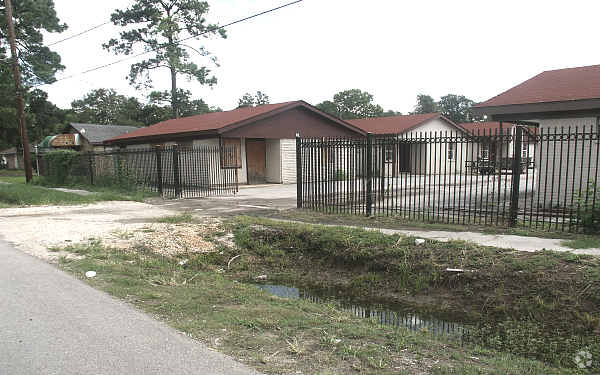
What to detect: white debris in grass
<box><xmin>105</xmin><ymin>218</ymin><xmax>225</xmax><ymax>256</ymax></box>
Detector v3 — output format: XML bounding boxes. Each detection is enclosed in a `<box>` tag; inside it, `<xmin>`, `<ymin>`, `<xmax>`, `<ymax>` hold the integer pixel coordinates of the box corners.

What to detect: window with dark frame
<box><xmin>221</xmin><ymin>138</ymin><xmax>242</xmax><ymax>168</ymax></box>
<box><xmin>447</xmin><ymin>142</ymin><xmax>455</xmax><ymax>160</ymax></box>
<box><xmin>384</xmin><ymin>144</ymin><xmax>394</xmax><ymax>163</ymax></box>
<box><xmin>481</xmin><ymin>143</ymin><xmax>490</xmax><ymax>159</ymax></box>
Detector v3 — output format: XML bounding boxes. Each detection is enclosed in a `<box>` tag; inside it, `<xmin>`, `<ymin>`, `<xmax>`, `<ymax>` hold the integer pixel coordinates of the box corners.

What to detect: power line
<box><xmin>47</xmin><ymin>21</ymin><xmax>111</xmax><ymax>47</ymax></box>
<box><xmin>37</xmin><ymin>0</ymin><xmax>303</xmax><ymax>88</ymax></box>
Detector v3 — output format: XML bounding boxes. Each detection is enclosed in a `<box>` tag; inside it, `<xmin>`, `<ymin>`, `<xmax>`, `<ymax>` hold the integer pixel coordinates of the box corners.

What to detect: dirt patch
<box><xmin>104</xmin><ymin>219</ymin><xmax>223</xmax><ymax>256</ymax></box>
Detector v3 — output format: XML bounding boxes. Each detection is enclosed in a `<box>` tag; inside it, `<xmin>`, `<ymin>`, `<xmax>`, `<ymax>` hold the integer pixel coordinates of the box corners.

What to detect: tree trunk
<box><xmin>170</xmin><ymin>67</ymin><xmax>178</xmax><ymax>119</ymax></box>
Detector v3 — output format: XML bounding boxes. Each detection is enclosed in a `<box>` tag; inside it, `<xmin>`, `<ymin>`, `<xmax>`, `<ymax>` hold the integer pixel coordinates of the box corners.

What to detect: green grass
<box><xmin>57</xmin><ymin>239</ymin><xmax>581</xmax><ymax>375</ymax></box>
<box><xmin>0</xmin><ymin>169</ymin><xmax>25</xmax><ymax>177</ymax></box>
<box><xmin>226</xmin><ymin>217</ymin><xmax>600</xmax><ymax>369</ymax></box>
<box><xmin>258</xmin><ymin>208</ymin><xmax>600</xmax><ymax>241</ymax></box>
<box><xmin>155</xmin><ymin>212</ymin><xmax>195</xmax><ymax>224</ymax></box>
<box><xmin>562</xmin><ymin>237</ymin><xmax>600</xmax><ymax>249</ymax></box>
<box><xmin>0</xmin><ymin>182</ymin><xmax>149</xmax><ymax>207</ymax></box>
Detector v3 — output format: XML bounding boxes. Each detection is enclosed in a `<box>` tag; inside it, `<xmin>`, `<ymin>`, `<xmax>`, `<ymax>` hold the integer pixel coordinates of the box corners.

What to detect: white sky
<box><xmin>42</xmin><ymin>0</ymin><xmax>600</xmax><ymax>114</ymax></box>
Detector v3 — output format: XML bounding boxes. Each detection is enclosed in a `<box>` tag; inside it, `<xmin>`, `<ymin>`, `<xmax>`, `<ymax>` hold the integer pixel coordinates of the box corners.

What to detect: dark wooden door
<box><xmin>246</xmin><ymin>139</ymin><xmax>266</xmax><ymax>184</ymax></box>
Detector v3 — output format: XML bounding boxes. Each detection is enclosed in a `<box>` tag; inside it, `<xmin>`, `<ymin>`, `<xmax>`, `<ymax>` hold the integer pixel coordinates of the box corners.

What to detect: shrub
<box><xmin>41</xmin><ymin>150</ymin><xmax>87</xmax><ymax>185</ymax></box>
<box><xmin>576</xmin><ymin>182</ymin><xmax>600</xmax><ymax>234</ymax></box>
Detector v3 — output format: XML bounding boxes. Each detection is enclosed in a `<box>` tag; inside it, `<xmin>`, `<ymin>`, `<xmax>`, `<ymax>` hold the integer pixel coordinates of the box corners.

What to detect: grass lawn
<box><xmin>0</xmin><ymin>181</ymin><xmax>152</xmax><ymax>207</ymax></box>
<box><xmin>57</xmin><ymin>239</ymin><xmax>582</xmax><ymax>375</ymax></box>
<box><xmin>0</xmin><ymin>171</ymin><xmax>156</xmax><ymax>207</ymax></box>
<box><xmin>562</xmin><ymin>237</ymin><xmax>600</xmax><ymax>249</ymax></box>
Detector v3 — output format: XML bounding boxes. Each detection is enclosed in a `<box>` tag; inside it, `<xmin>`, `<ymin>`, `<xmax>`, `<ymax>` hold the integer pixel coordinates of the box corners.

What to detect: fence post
<box><xmin>88</xmin><ymin>152</ymin><xmax>94</xmax><ymax>185</ymax></box>
<box><xmin>509</xmin><ymin>126</ymin><xmax>523</xmax><ymax>226</ymax></box>
<box><xmin>154</xmin><ymin>145</ymin><xmax>163</xmax><ymax>196</ymax></box>
<box><xmin>172</xmin><ymin>144</ymin><xmax>181</xmax><ymax>198</ymax></box>
<box><xmin>296</xmin><ymin>134</ymin><xmax>303</xmax><ymax>208</ymax></box>
<box><xmin>366</xmin><ymin>133</ymin><xmax>373</xmax><ymax>216</ymax></box>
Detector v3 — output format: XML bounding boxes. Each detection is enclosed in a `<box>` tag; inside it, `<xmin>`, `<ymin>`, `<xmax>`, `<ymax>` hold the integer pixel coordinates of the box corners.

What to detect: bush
<box><xmin>41</xmin><ymin>150</ymin><xmax>87</xmax><ymax>185</ymax></box>
<box><xmin>577</xmin><ymin>183</ymin><xmax>600</xmax><ymax>234</ymax></box>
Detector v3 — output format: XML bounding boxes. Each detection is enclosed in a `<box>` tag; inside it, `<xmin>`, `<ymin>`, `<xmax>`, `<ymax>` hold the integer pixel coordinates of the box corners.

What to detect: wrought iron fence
<box><xmin>296</xmin><ymin>125</ymin><xmax>599</xmax><ymax>233</ymax></box>
<box><xmin>38</xmin><ymin>145</ymin><xmax>239</xmax><ymax>199</ymax></box>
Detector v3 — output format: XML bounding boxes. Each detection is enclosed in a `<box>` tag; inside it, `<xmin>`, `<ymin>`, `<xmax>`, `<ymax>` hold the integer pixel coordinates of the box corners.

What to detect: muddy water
<box><xmin>256</xmin><ymin>283</ymin><xmax>467</xmax><ymax>339</ymax></box>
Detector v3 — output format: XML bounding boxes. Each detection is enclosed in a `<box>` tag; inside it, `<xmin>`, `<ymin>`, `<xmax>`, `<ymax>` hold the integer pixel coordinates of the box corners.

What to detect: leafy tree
<box><xmin>70</xmin><ymin>89</ymin><xmax>144</xmax><ymax>126</ymax></box>
<box><xmin>382</xmin><ymin>109</ymin><xmax>402</xmax><ymax>117</ymax></box>
<box><xmin>412</xmin><ymin>94</ymin><xmax>437</xmax><ymax>114</ymax></box>
<box><xmin>437</xmin><ymin>94</ymin><xmax>476</xmax><ymax>123</ymax></box>
<box><xmin>0</xmin><ymin>0</ymin><xmax>67</xmax><ymax>149</ymax></box>
<box><xmin>148</xmin><ymin>89</ymin><xmax>211</xmax><ymax>118</ymax></box>
<box><xmin>104</xmin><ymin>0</ymin><xmax>226</xmax><ymax>119</ymax></box>
<box><xmin>0</xmin><ymin>0</ymin><xmax>67</xmax><ymax>86</ymax></box>
<box><xmin>26</xmin><ymin>89</ymin><xmax>66</xmax><ymax>142</ymax></box>
<box><xmin>316</xmin><ymin>89</ymin><xmax>387</xmax><ymax>120</ymax></box>
<box><xmin>237</xmin><ymin>91</ymin><xmax>270</xmax><ymax>108</ymax></box>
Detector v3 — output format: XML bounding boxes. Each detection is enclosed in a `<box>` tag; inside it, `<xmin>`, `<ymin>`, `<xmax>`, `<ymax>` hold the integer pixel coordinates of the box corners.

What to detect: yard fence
<box><xmin>38</xmin><ymin>144</ymin><xmax>239</xmax><ymax>199</ymax></box>
<box><xmin>296</xmin><ymin>125</ymin><xmax>600</xmax><ymax>233</ymax></box>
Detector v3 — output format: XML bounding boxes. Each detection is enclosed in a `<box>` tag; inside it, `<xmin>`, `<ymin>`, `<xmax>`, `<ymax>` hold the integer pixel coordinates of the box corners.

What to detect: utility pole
<box><xmin>4</xmin><ymin>0</ymin><xmax>33</xmax><ymax>183</ymax></box>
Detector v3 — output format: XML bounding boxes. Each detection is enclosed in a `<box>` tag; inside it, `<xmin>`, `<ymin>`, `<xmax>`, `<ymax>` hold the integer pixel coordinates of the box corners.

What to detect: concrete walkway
<box><xmin>0</xmin><ymin>240</ymin><xmax>260</xmax><ymax>375</ymax></box>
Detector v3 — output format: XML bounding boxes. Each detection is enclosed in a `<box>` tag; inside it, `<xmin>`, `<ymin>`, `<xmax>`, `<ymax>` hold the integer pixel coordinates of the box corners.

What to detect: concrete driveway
<box><xmin>0</xmin><ymin>240</ymin><xmax>260</xmax><ymax>375</ymax></box>
<box><xmin>151</xmin><ymin>183</ymin><xmax>297</xmax><ymax>216</ymax></box>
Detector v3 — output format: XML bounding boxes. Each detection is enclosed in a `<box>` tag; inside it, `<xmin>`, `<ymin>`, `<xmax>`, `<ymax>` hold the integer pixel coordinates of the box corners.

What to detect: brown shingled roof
<box><xmin>106</xmin><ymin>100</ymin><xmax>366</xmax><ymax>144</ymax></box>
<box><xmin>107</xmin><ymin>101</ymin><xmax>298</xmax><ymax>143</ymax></box>
<box><xmin>347</xmin><ymin>113</ymin><xmax>462</xmax><ymax>135</ymax></box>
<box><xmin>476</xmin><ymin>64</ymin><xmax>600</xmax><ymax>108</ymax></box>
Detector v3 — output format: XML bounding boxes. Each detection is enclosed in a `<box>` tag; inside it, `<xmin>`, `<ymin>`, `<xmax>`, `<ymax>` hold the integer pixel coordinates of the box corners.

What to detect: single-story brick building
<box><xmin>105</xmin><ymin>101</ymin><xmax>366</xmax><ymax>184</ymax></box>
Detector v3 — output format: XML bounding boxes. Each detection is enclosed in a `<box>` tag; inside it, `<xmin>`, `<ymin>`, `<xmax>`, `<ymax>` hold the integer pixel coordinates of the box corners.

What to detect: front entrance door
<box><xmin>246</xmin><ymin>138</ymin><xmax>266</xmax><ymax>184</ymax></box>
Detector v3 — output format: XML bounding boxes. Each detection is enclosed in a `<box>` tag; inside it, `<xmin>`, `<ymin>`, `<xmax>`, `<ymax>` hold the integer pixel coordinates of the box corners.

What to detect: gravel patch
<box><xmin>0</xmin><ymin>201</ymin><xmax>175</xmax><ymax>260</ymax></box>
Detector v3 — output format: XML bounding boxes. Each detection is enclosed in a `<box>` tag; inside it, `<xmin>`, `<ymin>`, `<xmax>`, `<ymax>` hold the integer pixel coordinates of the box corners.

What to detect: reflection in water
<box><xmin>257</xmin><ymin>284</ymin><xmax>466</xmax><ymax>339</ymax></box>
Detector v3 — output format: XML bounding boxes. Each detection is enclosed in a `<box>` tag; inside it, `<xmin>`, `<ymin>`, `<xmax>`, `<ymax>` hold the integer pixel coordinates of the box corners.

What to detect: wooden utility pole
<box><xmin>4</xmin><ymin>0</ymin><xmax>33</xmax><ymax>182</ymax></box>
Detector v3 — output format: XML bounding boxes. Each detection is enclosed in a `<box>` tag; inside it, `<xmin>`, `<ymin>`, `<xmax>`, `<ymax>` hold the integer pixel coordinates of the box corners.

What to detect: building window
<box><xmin>521</xmin><ymin>142</ymin><xmax>528</xmax><ymax>159</ymax></box>
<box><xmin>480</xmin><ymin>143</ymin><xmax>490</xmax><ymax>159</ymax></box>
<box><xmin>221</xmin><ymin>138</ymin><xmax>242</xmax><ymax>168</ymax></box>
<box><xmin>447</xmin><ymin>142</ymin><xmax>455</xmax><ymax>161</ymax></box>
<box><xmin>385</xmin><ymin>145</ymin><xmax>394</xmax><ymax>163</ymax></box>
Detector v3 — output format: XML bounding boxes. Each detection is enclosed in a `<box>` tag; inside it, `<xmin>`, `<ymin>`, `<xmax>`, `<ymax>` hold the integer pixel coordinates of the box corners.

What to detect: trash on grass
<box><xmin>85</xmin><ymin>271</ymin><xmax>96</xmax><ymax>278</ymax></box>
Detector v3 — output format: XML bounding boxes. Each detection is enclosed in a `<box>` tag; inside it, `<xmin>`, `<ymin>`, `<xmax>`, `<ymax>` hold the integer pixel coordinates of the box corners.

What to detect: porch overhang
<box><xmin>472</xmin><ymin>98</ymin><xmax>600</xmax><ymax>122</ymax></box>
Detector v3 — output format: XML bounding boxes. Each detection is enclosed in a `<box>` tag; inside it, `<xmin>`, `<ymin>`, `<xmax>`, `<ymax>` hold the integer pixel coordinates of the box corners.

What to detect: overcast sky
<box><xmin>42</xmin><ymin>0</ymin><xmax>600</xmax><ymax>114</ymax></box>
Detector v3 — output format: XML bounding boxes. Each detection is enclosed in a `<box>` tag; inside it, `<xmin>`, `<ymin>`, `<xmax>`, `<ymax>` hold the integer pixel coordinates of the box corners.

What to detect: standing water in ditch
<box><xmin>256</xmin><ymin>283</ymin><xmax>467</xmax><ymax>339</ymax></box>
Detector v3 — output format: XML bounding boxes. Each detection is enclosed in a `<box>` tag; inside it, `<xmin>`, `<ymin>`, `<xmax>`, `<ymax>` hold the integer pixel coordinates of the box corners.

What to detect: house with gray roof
<box><xmin>66</xmin><ymin>123</ymin><xmax>140</xmax><ymax>152</ymax></box>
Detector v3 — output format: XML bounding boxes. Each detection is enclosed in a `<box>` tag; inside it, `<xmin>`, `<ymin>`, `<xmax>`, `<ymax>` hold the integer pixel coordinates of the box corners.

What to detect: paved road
<box><xmin>0</xmin><ymin>240</ymin><xmax>260</xmax><ymax>375</ymax></box>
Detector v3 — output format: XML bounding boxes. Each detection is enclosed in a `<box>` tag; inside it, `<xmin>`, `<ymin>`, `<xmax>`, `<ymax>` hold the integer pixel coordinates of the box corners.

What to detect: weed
<box><xmin>155</xmin><ymin>212</ymin><xmax>194</xmax><ymax>224</ymax></box>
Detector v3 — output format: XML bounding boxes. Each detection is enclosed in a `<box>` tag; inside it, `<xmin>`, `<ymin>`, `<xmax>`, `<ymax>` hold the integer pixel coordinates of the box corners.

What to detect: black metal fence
<box><xmin>39</xmin><ymin>144</ymin><xmax>239</xmax><ymax>199</ymax></box>
<box><xmin>296</xmin><ymin>125</ymin><xmax>600</xmax><ymax>233</ymax></box>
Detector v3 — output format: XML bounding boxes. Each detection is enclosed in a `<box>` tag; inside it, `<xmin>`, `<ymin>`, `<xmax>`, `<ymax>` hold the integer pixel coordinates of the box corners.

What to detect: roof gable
<box><xmin>476</xmin><ymin>64</ymin><xmax>600</xmax><ymax>108</ymax></box>
<box><xmin>347</xmin><ymin>113</ymin><xmax>462</xmax><ymax>135</ymax></box>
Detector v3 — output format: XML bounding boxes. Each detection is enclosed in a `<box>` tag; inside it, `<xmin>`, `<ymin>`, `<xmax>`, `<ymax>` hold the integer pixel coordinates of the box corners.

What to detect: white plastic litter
<box><xmin>179</xmin><ymin>259</ymin><xmax>188</xmax><ymax>266</ymax></box>
<box><xmin>85</xmin><ymin>271</ymin><xmax>96</xmax><ymax>278</ymax></box>
<box><xmin>255</xmin><ymin>274</ymin><xmax>268</xmax><ymax>280</ymax></box>
<box><xmin>415</xmin><ymin>238</ymin><xmax>426</xmax><ymax>246</ymax></box>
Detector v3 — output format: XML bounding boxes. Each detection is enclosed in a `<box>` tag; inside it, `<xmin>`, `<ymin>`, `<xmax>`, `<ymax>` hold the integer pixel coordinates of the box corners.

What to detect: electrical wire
<box><xmin>36</xmin><ymin>0</ymin><xmax>303</xmax><ymax>88</ymax></box>
<box><xmin>46</xmin><ymin>21</ymin><xmax>111</xmax><ymax>47</ymax></box>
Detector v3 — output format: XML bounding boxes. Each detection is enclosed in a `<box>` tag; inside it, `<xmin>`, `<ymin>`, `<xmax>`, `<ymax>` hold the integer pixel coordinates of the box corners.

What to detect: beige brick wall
<box><xmin>281</xmin><ymin>139</ymin><xmax>297</xmax><ymax>184</ymax></box>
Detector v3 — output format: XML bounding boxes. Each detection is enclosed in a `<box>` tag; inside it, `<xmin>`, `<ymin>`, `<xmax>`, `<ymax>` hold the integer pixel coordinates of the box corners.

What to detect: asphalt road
<box><xmin>0</xmin><ymin>240</ymin><xmax>260</xmax><ymax>375</ymax></box>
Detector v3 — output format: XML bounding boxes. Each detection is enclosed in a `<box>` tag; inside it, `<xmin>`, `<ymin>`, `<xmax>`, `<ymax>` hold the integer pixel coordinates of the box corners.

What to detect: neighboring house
<box><xmin>460</xmin><ymin>122</ymin><xmax>537</xmax><ymax>173</ymax></box>
<box><xmin>0</xmin><ymin>145</ymin><xmax>34</xmax><ymax>169</ymax></box>
<box><xmin>347</xmin><ymin>113</ymin><xmax>468</xmax><ymax>175</ymax></box>
<box><xmin>473</xmin><ymin>64</ymin><xmax>600</xmax><ymax>206</ymax></box>
<box><xmin>67</xmin><ymin>123</ymin><xmax>140</xmax><ymax>152</ymax></box>
<box><xmin>105</xmin><ymin>101</ymin><xmax>366</xmax><ymax>184</ymax></box>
